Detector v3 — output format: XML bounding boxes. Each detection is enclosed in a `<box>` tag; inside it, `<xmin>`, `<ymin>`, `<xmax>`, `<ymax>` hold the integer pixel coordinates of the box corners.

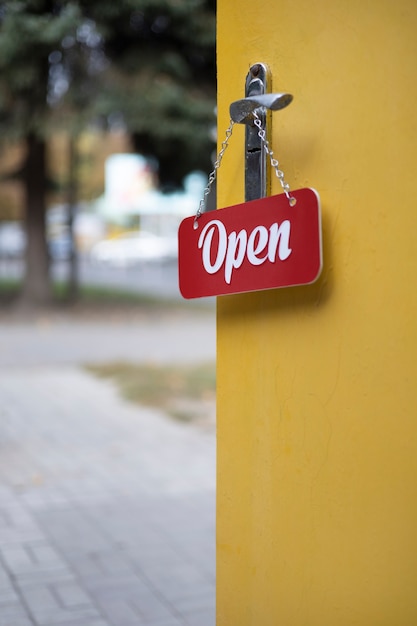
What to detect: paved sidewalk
<box><xmin>0</xmin><ymin>309</ymin><xmax>216</xmax><ymax>626</ymax></box>
<box><xmin>0</xmin><ymin>307</ymin><xmax>216</xmax><ymax>368</ymax></box>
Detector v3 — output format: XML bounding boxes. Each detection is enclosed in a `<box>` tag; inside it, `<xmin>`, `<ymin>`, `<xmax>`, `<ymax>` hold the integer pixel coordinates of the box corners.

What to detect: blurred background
<box><xmin>0</xmin><ymin>3</ymin><xmax>217</xmax><ymax>625</ymax></box>
<box><xmin>0</xmin><ymin>0</ymin><xmax>217</xmax><ymax>306</ymax></box>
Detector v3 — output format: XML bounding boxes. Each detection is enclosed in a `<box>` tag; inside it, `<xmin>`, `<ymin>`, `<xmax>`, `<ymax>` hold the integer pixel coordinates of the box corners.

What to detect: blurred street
<box><xmin>0</xmin><ymin>304</ymin><xmax>216</xmax><ymax>626</ymax></box>
<box><xmin>0</xmin><ymin>256</ymin><xmax>216</xmax><ymax>309</ymax></box>
<box><xmin>0</xmin><ymin>257</ymin><xmax>185</xmax><ymax>302</ymax></box>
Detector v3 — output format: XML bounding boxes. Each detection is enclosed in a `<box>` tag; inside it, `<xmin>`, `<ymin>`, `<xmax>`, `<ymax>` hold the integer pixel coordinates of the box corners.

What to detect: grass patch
<box><xmin>54</xmin><ymin>283</ymin><xmax>176</xmax><ymax>307</ymax></box>
<box><xmin>0</xmin><ymin>280</ymin><xmax>187</xmax><ymax>311</ymax></box>
<box><xmin>0</xmin><ymin>280</ymin><xmax>212</xmax><ymax>312</ymax></box>
<box><xmin>0</xmin><ymin>278</ymin><xmax>20</xmax><ymax>296</ymax></box>
<box><xmin>86</xmin><ymin>361</ymin><xmax>216</xmax><ymax>423</ymax></box>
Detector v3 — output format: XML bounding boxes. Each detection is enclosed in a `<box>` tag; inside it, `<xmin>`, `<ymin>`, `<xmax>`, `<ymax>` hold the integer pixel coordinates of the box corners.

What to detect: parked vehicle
<box><xmin>0</xmin><ymin>222</ymin><xmax>26</xmax><ymax>258</ymax></box>
<box><xmin>48</xmin><ymin>234</ymin><xmax>73</xmax><ymax>261</ymax></box>
<box><xmin>90</xmin><ymin>231</ymin><xmax>178</xmax><ymax>266</ymax></box>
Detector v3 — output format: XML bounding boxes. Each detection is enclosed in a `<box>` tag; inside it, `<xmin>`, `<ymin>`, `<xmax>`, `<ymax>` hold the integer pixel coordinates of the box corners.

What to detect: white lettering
<box><xmin>198</xmin><ymin>219</ymin><xmax>292</xmax><ymax>283</ymax></box>
<box><xmin>198</xmin><ymin>219</ymin><xmax>227</xmax><ymax>274</ymax></box>
<box><xmin>247</xmin><ymin>226</ymin><xmax>268</xmax><ymax>265</ymax></box>
<box><xmin>225</xmin><ymin>230</ymin><xmax>247</xmax><ymax>284</ymax></box>
<box><xmin>268</xmin><ymin>221</ymin><xmax>292</xmax><ymax>261</ymax></box>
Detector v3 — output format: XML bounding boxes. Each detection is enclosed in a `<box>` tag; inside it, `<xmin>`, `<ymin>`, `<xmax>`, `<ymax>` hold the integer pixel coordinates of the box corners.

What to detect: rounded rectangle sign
<box><xmin>178</xmin><ymin>187</ymin><xmax>323</xmax><ymax>299</ymax></box>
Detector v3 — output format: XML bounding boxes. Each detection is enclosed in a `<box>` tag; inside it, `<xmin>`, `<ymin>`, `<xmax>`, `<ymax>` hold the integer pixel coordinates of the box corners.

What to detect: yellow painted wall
<box><xmin>216</xmin><ymin>2</ymin><xmax>417</xmax><ymax>625</ymax></box>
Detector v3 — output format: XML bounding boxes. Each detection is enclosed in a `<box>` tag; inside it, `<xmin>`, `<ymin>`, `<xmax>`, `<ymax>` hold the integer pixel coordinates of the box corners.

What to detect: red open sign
<box><xmin>178</xmin><ymin>187</ymin><xmax>323</xmax><ymax>299</ymax></box>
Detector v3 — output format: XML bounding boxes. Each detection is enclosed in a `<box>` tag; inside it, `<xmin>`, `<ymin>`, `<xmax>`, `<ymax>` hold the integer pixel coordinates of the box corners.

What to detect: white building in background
<box><xmin>94</xmin><ymin>153</ymin><xmax>207</xmax><ymax>235</ymax></box>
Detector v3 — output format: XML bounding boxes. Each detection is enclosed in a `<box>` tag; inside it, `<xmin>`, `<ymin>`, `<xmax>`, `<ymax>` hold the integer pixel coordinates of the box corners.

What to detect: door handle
<box><xmin>229</xmin><ymin>63</ymin><xmax>293</xmax><ymax>201</ymax></box>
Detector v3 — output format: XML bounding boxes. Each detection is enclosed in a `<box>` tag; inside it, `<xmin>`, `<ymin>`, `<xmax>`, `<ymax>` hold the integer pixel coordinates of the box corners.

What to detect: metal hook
<box><xmin>229</xmin><ymin>63</ymin><xmax>293</xmax><ymax>201</ymax></box>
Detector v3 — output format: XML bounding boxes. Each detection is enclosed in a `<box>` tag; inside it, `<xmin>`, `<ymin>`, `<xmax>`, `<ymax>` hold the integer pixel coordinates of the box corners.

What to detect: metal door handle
<box><xmin>229</xmin><ymin>63</ymin><xmax>293</xmax><ymax>201</ymax></box>
<box><xmin>230</xmin><ymin>93</ymin><xmax>293</xmax><ymax>125</ymax></box>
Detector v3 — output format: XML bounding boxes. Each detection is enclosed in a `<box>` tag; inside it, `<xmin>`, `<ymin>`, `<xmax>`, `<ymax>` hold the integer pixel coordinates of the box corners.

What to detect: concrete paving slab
<box><xmin>0</xmin><ymin>308</ymin><xmax>216</xmax><ymax>626</ymax></box>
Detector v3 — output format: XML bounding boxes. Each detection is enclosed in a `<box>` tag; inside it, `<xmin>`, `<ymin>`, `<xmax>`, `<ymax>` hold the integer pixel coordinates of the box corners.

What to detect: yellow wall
<box><xmin>216</xmin><ymin>2</ymin><xmax>417</xmax><ymax>625</ymax></box>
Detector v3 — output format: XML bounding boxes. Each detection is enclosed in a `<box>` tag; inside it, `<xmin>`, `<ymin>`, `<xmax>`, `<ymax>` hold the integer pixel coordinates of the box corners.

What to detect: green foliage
<box><xmin>88</xmin><ymin>0</ymin><xmax>216</xmax><ymax>184</ymax></box>
<box><xmin>0</xmin><ymin>0</ymin><xmax>216</xmax><ymax>183</ymax></box>
<box><xmin>0</xmin><ymin>0</ymin><xmax>216</xmax><ymax>305</ymax></box>
<box><xmin>0</xmin><ymin>2</ymin><xmax>83</xmax><ymax>135</ymax></box>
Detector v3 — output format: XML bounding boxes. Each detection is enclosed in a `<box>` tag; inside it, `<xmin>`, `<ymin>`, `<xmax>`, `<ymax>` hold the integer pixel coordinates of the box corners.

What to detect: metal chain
<box><xmin>253</xmin><ymin>111</ymin><xmax>296</xmax><ymax>206</ymax></box>
<box><xmin>194</xmin><ymin>112</ymin><xmax>295</xmax><ymax>228</ymax></box>
<box><xmin>194</xmin><ymin>119</ymin><xmax>235</xmax><ymax>228</ymax></box>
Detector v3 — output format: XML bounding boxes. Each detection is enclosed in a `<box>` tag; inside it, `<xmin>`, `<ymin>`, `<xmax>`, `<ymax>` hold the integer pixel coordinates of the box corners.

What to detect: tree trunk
<box><xmin>67</xmin><ymin>135</ymin><xmax>79</xmax><ymax>301</ymax></box>
<box><xmin>19</xmin><ymin>134</ymin><xmax>52</xmax><ymax>306</ymax></box>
